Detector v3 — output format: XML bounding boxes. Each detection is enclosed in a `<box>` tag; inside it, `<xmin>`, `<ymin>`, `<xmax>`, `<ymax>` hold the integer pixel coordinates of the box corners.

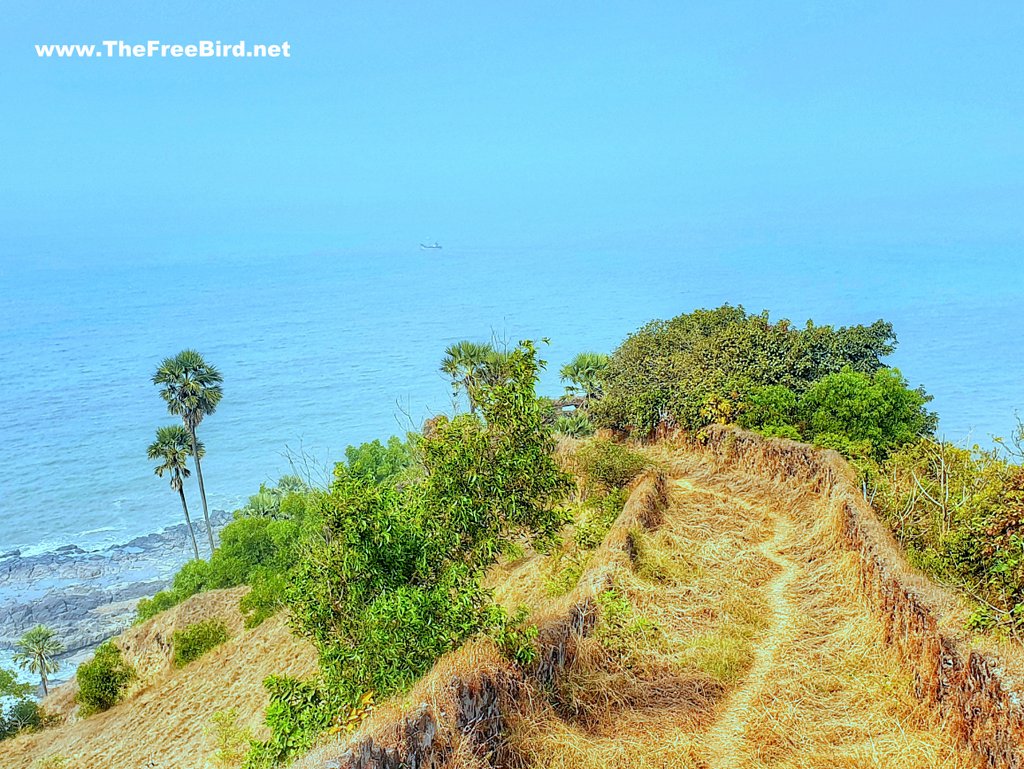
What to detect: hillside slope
<box><xmin>0</xmin><ymin>587</ymin><xmax>317</xmax><ymax>769</ymax></box>
<box><xmin>6</xmin><ymin>436</ymin><xmax>1021</xmax><ymax>768</ymax></box>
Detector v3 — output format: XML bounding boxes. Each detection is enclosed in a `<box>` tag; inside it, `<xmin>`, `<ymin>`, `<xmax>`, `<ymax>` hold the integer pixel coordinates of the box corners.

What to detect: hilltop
<box><xmin>6</xmin><ymin>431</ymin><xmax>1023</xmax><ymax>768</ymax></box>
<box><xmin>3</xmin><ymin>307</ymin><xmax>1022</xmax><ymax>769</ymax></box>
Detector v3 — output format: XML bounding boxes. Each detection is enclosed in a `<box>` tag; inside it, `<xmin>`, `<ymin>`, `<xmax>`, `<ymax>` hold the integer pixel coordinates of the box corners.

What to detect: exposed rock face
<box><xmin>696</xmin><ymin>426</ymin><xmax>1024</xmax><ymax>769</ymax></box>
<box><xmin>0</xmin><ymin>511</ymin><xmax>230</xmax><ymax>672</ymax></box>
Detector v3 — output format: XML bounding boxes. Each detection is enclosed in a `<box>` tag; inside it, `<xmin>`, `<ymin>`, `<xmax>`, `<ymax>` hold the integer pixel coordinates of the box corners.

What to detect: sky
<box><xmin>0</xmin><ymin>1</ymin><xmax>1022</xmax><ymax>267</ymax></box>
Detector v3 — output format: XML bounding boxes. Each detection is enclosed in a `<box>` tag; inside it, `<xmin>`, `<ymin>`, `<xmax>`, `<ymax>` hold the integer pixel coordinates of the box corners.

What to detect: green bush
<box><xmin>0</xmin><ymin>697</ymin><xmax>42</xmax><ymax>740</ymax></box>
<box><xmin>489</xmin><ymin>606</ymin><xmax>539</xmax><ymax>667</ymax></box>
<box><xmin>0</xmin><ymin>692</ymin><xmax>43</xmax><ymax>741</ymax></box>
<box><xmin>576</xmin><ymin>438</ymin><xmax>647</xmax><ymax>493</ymax></box>
<box><xmin>733</xmin><ymin>370</ymin><xmax>934</xmax><ymax>461</ymax></box>
<box><xmin>76</xmin><ymin>642</ymin><xmax>136</xmax><ymax>716</ymax></box>
<box><xmin>334</xmin><ymin>436</ymin><xmax>419</xmax><ymax>486</ymax></box>
<box><xmin>593</xmin><ymin>305</ymin><xmax>897</xmax><ymax>436</ymax></box>
<box><xmin>134</xmin><ymin>589</ymin><xmax>179</xmax><ymax>622</ymax></box>
<box><xmin>737</xmin><ymin>385</ymin><xmax>799</xmax><ymax>434</ymax></box>
<box><xmin>172</xmin><ymin>619</ymin><xmax>230</xmax><ymax>667</ymax></box>
<box><xmin>872</xmin><ymin>439</ymin><xmax>1024</xmax><ymax>634</ymax></box>
<box><xmin>257</xmin><ymin>341</ymin><xmax>571</xmax><ymax>765</ymax></box>
<box><xmin>244</xmin><ymin>676</ymin><xmax>332</xmax><ymax>769</ymax></box>
<box><xmin>799</xmin><ymin>367</ymin><xmax>935</xmax><ymax>460</ymax></box>
<box><xmin>135</xmin><ymin>484</ymin><xmax>309</xmax><ymax>624</ymax></box>
<box><xmin>555</xmin><ymin>412</ymin><xmax>595</xmax><ymax>438</ymax></box>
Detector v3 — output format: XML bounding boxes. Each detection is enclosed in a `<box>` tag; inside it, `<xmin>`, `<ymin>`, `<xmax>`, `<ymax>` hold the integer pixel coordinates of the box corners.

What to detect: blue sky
<box><xmin>1</xmin><ymin>2</ymin><xmax>1022</xmax><ymax>266</ymax></box>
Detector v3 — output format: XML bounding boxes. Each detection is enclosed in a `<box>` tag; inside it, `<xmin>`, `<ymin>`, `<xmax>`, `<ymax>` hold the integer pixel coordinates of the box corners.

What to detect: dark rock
<box><xmin>0</xmin><ymin>510</ymin><xmax>231</xmax><ymax>657</ymax></box>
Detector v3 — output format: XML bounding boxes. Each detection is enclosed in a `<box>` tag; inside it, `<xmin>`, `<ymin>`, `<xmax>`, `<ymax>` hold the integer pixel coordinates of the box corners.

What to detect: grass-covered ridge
<box><xmin>9</xmin><ymin>304</ymin><xmax>1020</xmax><ymax>767</ymax></box>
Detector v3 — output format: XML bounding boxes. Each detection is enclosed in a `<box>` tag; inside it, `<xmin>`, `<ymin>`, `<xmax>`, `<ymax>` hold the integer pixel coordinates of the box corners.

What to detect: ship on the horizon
<box><xmin>419</xmin><ymin>242</ymin><xmax>442</xmax><ymax>250</ymax></box>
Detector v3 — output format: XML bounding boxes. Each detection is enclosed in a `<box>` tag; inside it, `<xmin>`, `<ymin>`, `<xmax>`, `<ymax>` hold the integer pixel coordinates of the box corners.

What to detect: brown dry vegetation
<box><xmin>502</xmin><ymin>452</ymin><xmax>976</xmax><ymax>769</ymax></box>
<box><xmin>6</xmin><ymin>433</ymin><xmax>1020</xmax><ymax>769</ymax></box>
<box><xmin>0</xmin><ymin>587</ymin><xmax>317</xmax><ymax>769</ymax></box>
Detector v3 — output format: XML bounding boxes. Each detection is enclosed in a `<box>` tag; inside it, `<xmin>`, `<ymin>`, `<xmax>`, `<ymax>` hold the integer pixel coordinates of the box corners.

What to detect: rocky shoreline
<box><xmin>0</xmin><ymin>511</ymin><xmax>231</xmax><ymax>680</ymax></box>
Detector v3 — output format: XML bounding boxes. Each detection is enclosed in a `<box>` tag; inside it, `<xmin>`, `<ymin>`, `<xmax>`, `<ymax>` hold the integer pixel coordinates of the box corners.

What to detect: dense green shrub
<box><xmin>333</xmin><ymin>436</ymin><xmax>419</xmax><ymax>486</ymax></box>
<box><xmin>0</xmin><ymin>698</ymin><xmax>42</xmax><ymax>740</ymax></box>
<box><xmin>799</xmin><ymin>368</ymin><xmax>935</xmax><ymax>460</ymax></box>
<box><xmin>244</xmin><ymin>676</ymin><xmax>332</xmax><ymax>768</ymax></box>
<box><xmin>76</xmin><ymin>642</ymin><xmax>136</xmax><ymax>716</ymax></box>
<box><xmin>172</xmin><ymin>619</ymin><xmax>230</xmax><ymax>667</ymax></box>
<box><xmin>737</xmin><ymin>385</ymin><xmax>799</xmax><ymax>434</ymax></box>
<box><xmin>575</xmin><ymin>438</ymin><xmax>647</xmax><ymax>493</ymax></box>
<box><xmin>736</xmin><ymin>369</ymin><xmax>936</xmax><ymax>460</ymax></box>
<box><xmin>257</xmin><ymin>341</ymin><xmax>571</xmax><ymax>764</ymax></box>
<box><xmin>490</xmin><ymin>606</ymin><xmax>539</xmax><ymax>666</ymax></box>
<box><xmin>135</xmin><ymin>479</ymin><xmax>310</xmax><ymax>624</ymax></box>
<box><xmin>593</xmin><ymin>305</ymin><xmax>896</xmax><ymax>436</ymax></box>
<box><xmin>0</xmin><ymin>672</ymin><xmax>42</xmax><ymax>740</ymax></box>
<box><xmin>554</xmin><ymin>412</ymin><xmax>595</xmax><ymax>438</ymax></box>
<box><xmin>871</xmin><ymin>438</ymin><xmax>1024</xmax><ymax>634</ymax></box>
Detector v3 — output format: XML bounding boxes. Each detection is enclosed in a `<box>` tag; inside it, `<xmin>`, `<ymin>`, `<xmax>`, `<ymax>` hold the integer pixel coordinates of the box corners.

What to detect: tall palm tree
<box><xmin>440</xmin><ymin>341</ymin><xmax>494</xmax><ymax>413</ymax></box>
<box><xmin>148</xmin><ymin>424</ymin><xmax>205</xmax><ymax>561</ymax></box>
<box><xmin>13</xmin><ymin>625</ymin><xmax>63</xmax><ymax>696</ymax></box>
<box><xmin>153</xmin><ymin>350</ymin><xmax>223</xmax><ymax>553</ymax></box>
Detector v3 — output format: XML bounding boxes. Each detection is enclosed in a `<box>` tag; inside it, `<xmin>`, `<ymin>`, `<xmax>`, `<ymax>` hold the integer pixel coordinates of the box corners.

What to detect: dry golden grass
<box><xmin>504</xmin><ymin>461</ymin><xmax>769</xmax><ymax>768</ymax></box>
<box><xmin>2</xmin><ymin>439</ymin><xmax>991</xmax><ymax>769</ymax></box>
<box><xmin>0</xmin><ymin>589</ymin><xmax>316</xmax><ymax>769</ymax></box>
<box><xmin>676</xmin><ymin>459</ymin><xmax>978</xmax><ymax>769</ymax></box>
<box><xmin>504</xmin><ymin>451</ymin><xmax>978</xmax><ymax>769</ymax></box>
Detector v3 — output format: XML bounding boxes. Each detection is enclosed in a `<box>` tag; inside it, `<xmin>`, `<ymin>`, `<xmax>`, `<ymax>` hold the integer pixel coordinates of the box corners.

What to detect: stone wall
<box><xmin>698</xmin><ymin>426</ymin><xmax>1024</xmax><ymax>769</ymax></box>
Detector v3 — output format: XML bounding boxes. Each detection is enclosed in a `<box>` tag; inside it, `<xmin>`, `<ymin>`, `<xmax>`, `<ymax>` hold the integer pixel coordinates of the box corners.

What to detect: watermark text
<box><xmin>35</xmin><ymin>40</ymin><xmax>291</xmax><ymax>59</ymax></box>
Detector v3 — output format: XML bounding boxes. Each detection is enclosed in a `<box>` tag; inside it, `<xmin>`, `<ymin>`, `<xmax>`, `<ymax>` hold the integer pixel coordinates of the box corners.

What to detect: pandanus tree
<box><xmin>148</xmin><ymin>424</ymin><xmax>205</xmax><ymax>561</ymax></box>
<box><xmin>13</xmin><ymin>625</ymin><xmax>63</xmax><ymax>696</ymax></box>
<box><xmin>153</xmin><ymin>350</ymin><xmax>223</xmax><ymax>554</ymax></box>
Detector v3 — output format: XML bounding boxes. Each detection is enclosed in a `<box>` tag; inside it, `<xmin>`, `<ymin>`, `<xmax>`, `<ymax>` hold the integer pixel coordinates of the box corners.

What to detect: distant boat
<box><xmin>420</xmin><ymin>242</ymin><xmax>442</xmax><ymax>250</ymax></box>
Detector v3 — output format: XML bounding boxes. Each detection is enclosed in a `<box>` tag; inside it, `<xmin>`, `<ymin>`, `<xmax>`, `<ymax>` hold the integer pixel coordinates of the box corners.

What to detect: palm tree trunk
<box><xmin>189</xmin><ymin>428</ymin><xmax>217</xmax><ymax>553</ymax></box>
<box><xmin>178</xmin><ymin>486</ymin><xmax>201</xmax><ymax>560</ymax></box>
<box><xmin>40</xmin><ymin>671</ymin><xmax>48</xmax><ymax>697</ymax></box>
<box><xmin>464</xmin><ymin>376</ymin><xmax>477</xmax><ymax>414</ymax></box>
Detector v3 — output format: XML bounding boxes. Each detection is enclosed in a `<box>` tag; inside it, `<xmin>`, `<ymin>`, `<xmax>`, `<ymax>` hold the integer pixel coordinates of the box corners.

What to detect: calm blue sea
<box><xmin>0</xmin><ymin>245</ymin><xmax>1021</xmax><ymax>556</ymax></box>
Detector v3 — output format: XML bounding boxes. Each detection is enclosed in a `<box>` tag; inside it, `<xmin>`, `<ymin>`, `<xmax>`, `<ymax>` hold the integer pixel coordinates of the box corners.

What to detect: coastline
<box><xmin>0</xmin><ymin>511</ymin><xmax>230</xmax><ymax>687</ymax></box>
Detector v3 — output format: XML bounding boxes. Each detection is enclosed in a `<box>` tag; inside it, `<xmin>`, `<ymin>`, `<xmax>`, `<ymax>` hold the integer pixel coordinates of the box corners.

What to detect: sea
<box><xmin>0</xmin><ymin>243</ymin><xmax>1021</xmax><ymax>559</ymax></box>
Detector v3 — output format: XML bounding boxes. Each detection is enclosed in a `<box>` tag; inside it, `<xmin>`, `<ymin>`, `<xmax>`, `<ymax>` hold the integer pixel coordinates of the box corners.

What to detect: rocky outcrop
<box><xmin>696</xmin><ymin>426</ymin><xmax>1024</xmax><ymax>769</ymax></box>
<box><xmin>0</xmin><ymin>511</ymin><xmax>230</xmax><ymax>663</ymax></box>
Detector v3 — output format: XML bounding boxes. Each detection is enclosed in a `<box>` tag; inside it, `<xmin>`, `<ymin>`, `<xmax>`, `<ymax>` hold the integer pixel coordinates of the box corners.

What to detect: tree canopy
<box><xmin>593</xmin><ymin>305</ymin><xmax>899</xmax><ymax>437</ymax></box>
<box><xmin>13</xmin><ymin>625</ymin><xmax>63</xmax><ymax>697</ymax></box>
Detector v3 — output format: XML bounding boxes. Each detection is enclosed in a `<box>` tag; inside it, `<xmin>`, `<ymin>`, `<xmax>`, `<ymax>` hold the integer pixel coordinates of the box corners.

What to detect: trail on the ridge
<box><xmin>702</xmin><ymin>510</ymin><xmax>798</xmax><ymax>769</ymax></box>
<box><xmin>508</xmin><ymin>453</ymin><xmax>979</xmax><ymax>769</ymax></box>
